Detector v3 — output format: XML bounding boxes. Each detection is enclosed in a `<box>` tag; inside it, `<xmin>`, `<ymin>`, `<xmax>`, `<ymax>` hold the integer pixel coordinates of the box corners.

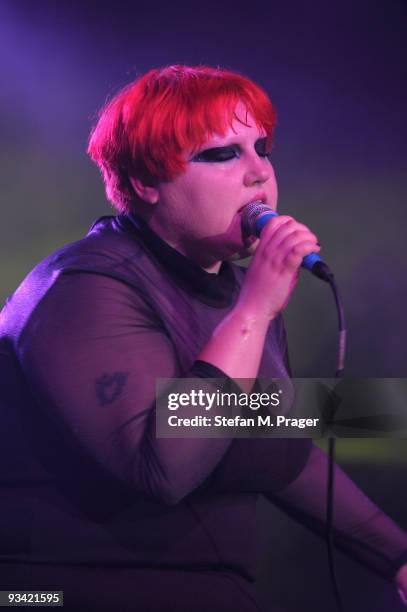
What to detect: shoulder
<box><xmin>0</xmin><ymin>215</ymin><xmax>154</xmax><ymax>340</ymax></box>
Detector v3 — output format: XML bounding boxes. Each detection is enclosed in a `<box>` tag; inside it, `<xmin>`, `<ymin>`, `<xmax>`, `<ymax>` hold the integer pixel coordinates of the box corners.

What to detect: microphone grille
<box><xmin>241</xmin><ymin>201</ymin><xmax>272</xmax><ymax>236</ymax></box>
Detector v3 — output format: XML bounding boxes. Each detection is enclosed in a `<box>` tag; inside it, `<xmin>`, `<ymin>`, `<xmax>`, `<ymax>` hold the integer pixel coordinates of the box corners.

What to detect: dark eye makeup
<box><xmin>192</xmin><ymin>137</ymin><xmax>273</xmax><ymax>163</ymax></box>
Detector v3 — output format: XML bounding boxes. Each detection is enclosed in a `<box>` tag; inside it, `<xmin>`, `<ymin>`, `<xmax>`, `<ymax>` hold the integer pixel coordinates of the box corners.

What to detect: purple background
<box><xmin>1</xmin><ymin>1</ymin><xmax>406</xmax><ymax>610</ymax></box>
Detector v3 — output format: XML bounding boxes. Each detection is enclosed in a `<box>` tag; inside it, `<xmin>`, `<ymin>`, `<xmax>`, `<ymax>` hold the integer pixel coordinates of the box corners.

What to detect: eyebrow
<box><xmin>198</xmin><ymin>136</ymin><xmax>269</xmax><ymax>152</ymax></box>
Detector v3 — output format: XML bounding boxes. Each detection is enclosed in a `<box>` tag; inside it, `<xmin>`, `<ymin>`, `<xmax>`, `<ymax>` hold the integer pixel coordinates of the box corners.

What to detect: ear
<box><xmin>129</xmin><ymin>176</ymin><xmax>159</xmax><ymax>204</ymax></box>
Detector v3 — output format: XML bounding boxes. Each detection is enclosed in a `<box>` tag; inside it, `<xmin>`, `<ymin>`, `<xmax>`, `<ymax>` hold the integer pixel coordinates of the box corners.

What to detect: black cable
<box><xmin>328</xmin><ymin>275</ymin><xmax>346</xmax><ymax>379</ymax></box>
<box><xmin>242</xmin><ymin>202</ymin><xmax>349</xmax><ymax>610</ymax></box>
<box><xmin>324</xmin><ymin>272</ymin><xmax>347</xmax><ymax>612</ymax></box>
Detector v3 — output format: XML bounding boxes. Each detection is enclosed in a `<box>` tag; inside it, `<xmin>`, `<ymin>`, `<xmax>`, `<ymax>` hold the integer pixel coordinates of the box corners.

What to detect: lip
<box><xmin>238</xmin><ymin>193</ymin><xmax>268</xmax><ymax>213</ymax></box>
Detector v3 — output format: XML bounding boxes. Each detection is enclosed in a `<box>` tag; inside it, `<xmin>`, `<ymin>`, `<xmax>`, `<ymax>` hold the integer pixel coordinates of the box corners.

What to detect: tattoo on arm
<box><xmin>95</xmin><ymin>372</ymin><xmax>129</xmax><ymax>406</ymax></box>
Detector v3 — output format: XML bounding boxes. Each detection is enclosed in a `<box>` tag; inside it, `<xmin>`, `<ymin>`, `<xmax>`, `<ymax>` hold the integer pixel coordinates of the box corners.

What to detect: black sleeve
<box><xmin>19</xmin><ymin>270</ymin><xmax>407</xmax><ymax>580</ymax></box>
<box><xmin>18</xmin><ymin>272</ymin><xmax>310</xmax><ymax>507</ymax></box>
<box><xmin>18</xmin><ymin>272</ymin><xmax>243</xmax><ymax>506</ymax></box>
<box><xmin>264</xmin><ymin>443</ymin><xmax>407</xmax><ymax>581</ymax></box>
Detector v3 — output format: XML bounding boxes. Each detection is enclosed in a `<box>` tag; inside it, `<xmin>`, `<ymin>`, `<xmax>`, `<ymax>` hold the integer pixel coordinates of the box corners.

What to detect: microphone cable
<box><xmin>241</xmin><ymin>202</ymin><xmax>347</xmax><ymax>611</ymax></box>
<box><xmin>321</xmin><ymin>270</ymin><xmax>346</xmax><ymax>612</ymax></box>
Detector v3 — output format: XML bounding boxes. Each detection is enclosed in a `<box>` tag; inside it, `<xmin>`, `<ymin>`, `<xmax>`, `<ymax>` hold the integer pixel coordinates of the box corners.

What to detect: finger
<box><xmin>261</xmin><ymin>215</ymin><xmax>311</xmax><ymax>237</ymax></box>
<box><xmin>283</xmin><ymin>240</ymin><xmax>321</xmax><ymax>270</ymax></box>
<box><xmin>257</xmin><ymin>216</ymin><xmax>295</xmax><ymax>242</ymax></box>
<box><xmin>261</xmin><ymin>219</ymin><xmax>317</xmax><ymax>251</ymax></box>
<box><xmin>272</xmin><ymin>229</ymin><xmax>319</xmax><ymax>255</ymax></box>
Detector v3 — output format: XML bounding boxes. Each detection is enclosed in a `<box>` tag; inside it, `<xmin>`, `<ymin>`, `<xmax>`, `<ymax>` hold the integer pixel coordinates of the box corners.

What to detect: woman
<box><xmin>0</xmin><ymin>64</ymin><xmax>406</xmax><ymax>611</ymax></box>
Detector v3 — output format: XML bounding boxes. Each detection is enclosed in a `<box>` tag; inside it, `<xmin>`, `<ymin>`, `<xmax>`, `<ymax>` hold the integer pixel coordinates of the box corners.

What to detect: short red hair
<box><xmin>87</xmin><ymin>64</ymin><xmax>277</xmax><ymax>214</ymax></box>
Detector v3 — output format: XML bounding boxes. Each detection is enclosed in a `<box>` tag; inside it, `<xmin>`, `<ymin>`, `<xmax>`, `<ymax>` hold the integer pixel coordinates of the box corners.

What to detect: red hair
<box><xmin>87</xmin><ymin>65</ymin><xmax>277</xmax><ymax>213</ymax></box>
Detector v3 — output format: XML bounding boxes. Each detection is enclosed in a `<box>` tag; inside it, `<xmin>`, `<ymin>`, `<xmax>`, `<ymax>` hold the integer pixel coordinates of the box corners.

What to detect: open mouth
<box><xmin>238</xmin><ymin>196</ymin><xmax>268</xmax><ymax>214</ymax></box>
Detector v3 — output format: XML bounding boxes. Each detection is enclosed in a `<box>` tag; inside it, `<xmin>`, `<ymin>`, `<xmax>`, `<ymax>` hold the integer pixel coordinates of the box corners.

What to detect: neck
<box><xmin>133</xmin><ymin>212</ymin><xmax>222</xmax><ymax>274</ymax></box>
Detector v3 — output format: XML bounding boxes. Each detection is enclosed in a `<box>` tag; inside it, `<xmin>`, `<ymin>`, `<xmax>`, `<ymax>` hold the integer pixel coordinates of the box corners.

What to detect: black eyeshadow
<box><xmin>191</xmin><ymin>137</ymin><xmax>272</xmax><ymax>162</ymax></box>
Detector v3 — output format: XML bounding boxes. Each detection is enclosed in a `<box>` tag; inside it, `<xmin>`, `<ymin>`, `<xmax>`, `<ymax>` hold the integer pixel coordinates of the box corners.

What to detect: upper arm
<box><xmin>17</xmin><ymin>272</ymin><xmax>179</xmax><ymax>488</ymax></box>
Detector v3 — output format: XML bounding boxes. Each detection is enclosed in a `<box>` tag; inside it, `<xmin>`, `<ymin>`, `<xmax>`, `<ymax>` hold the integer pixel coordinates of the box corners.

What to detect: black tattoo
<box><xmin>95</xmin><ymin>371</ymin><xmax>129</xmax><ymax>406</ymax></box>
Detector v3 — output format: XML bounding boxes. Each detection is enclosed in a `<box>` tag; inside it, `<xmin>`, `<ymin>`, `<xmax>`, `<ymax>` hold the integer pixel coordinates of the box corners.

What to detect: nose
<box><xmin>243</xmin><ymin>153</ymin><xmax>273</xmax><ymax>187</ymax></box>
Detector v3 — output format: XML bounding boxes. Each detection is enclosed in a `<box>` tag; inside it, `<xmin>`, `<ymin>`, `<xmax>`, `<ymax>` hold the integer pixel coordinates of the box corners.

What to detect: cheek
<box><xmin>166</xmin><ymin>165</ymin><xmax>242</xmax><ymax>229</ymax></box>
<box><xmin>192</xmin><ymin>178</ymin><xmax>236</xmax><ymax>218</ymax></box>
<box><xmin>206</xmin><ymin>173</ymin><xmax>242</xmax><ymax>213</ymax></box>
<box><xmin>270</xmin><ymin>173</ymin><xmax>278</xmax><ymax>208</ymax></box>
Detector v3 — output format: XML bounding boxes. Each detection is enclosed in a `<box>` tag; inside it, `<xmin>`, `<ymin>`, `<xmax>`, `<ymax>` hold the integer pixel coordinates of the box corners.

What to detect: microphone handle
<box><xmin>254</xmin><ymin>211</ymin><xmax>333</xmax><ymax>282</ymax></box>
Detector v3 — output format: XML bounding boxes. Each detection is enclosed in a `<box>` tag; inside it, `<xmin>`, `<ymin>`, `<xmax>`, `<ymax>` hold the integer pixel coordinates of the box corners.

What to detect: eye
<box><xmin>191</xmin><ymin>147</ymin><xmax>238</xmax><ymax>163</ymax></box>
<box><xmin>255</xmin><ymin>138</ymin><xmax>273</xmax><ymax>160</ymax></box>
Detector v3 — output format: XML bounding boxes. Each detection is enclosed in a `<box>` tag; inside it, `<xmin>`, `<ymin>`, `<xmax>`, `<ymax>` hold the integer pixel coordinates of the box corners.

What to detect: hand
<box><xmin>237</xmin><ymin>215</ymin><xmax>320</xmax><ymax>320</ymax></box>
<box><xmin>396</xmin><ymin>563</ymin><xmax>407</xmax><ymax>607</ymax></box>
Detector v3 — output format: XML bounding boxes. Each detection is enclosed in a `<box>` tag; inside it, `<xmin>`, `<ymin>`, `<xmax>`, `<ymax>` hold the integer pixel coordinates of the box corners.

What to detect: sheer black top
<box><xmin>0</xmin><ymin>213</ymin><xmax>406</xmax><ymax>582</ymax></box>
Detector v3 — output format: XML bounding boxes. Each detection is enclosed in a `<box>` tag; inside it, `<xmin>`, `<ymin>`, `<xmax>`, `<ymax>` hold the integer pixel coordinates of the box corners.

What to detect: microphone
<box><xmin>241</xmin><ymin>201</ymin><xmax>333</xmax><ymax>282</ymax></box>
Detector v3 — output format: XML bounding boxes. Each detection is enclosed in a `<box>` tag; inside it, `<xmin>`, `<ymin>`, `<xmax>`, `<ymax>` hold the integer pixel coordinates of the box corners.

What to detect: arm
<box><xmin>263</xmin><ymin>443</ymin><xmax>407</xmax><ymax>583</ymax></box>
<box><xmin>18</xmin><ymin>216</ymin><xmax>319</xmax><ymax>504</ymax></box>
<box><xmin>17</xmin><ymin>270</ymin><xmax>314</xmax><ymax>505</ymax></box>
<box><xmin>197</xmin><ymin>215</ymin><xmax>318</xmax><ymax>390</ymax></box>
<box><xmin>18</xmin><ymin>272</ymin><xmax>238</xmax><ymax>505</ymax></box>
